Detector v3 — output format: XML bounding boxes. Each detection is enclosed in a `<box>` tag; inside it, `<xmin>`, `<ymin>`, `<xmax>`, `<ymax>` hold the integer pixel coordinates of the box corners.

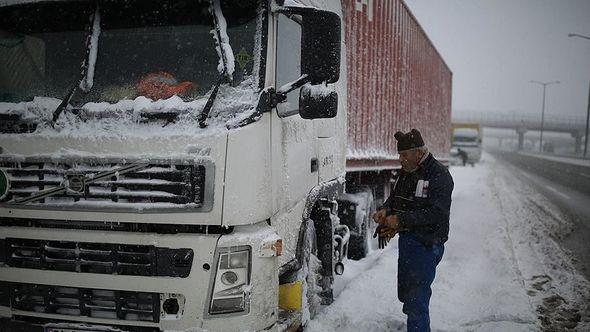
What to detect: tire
<box><xmin>347</xmin><ymin>196</ymin><xmax>376</xmax><ymax>260</ymax></box>
<box><xmin>347</xmin><ymin>221</ymin><xmax>368</xmax><ymax>260</ymax></box>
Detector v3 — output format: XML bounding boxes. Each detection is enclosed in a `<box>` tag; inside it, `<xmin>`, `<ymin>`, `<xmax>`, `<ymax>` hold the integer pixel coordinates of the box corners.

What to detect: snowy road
<box><xmin>306</xmin><ymin>153</ymin><xmax>590</xmax><ymax>332</ymax></box>
<box><xmin>491</xmin><ymin>150</ymin><xmax>590</xmax><ymax>280</ymax></box>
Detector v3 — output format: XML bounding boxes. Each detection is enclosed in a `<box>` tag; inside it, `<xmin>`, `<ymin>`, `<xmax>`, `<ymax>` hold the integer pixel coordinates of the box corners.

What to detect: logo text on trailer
<box><xmin>355</xmin><ymin>0</ymin><xmax>374</xmax><ymax>22</ymax></box>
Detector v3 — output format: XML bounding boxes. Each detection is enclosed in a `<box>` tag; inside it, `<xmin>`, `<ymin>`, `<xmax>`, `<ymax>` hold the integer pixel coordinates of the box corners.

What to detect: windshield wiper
<box><xmin>211</xmin><ymin>0</ymin><xmax>234</xmax><ymax>84</ymax></box>
<box><xmin>51</xmin><ymin>85</ymin><xmax>78</xmax><ymax>127</ymax></box>
<box><xmin>51</xmin><ymin>4</ymin><xmax>101</xmax><ymax>127</ymax></box>
<box><xmin>198</xmin><ymin>71</ymin><xmax>226</xmax><ymax>128</ymax></box>
<box><xmin>198</xmin><ymin>0</ymin><xmax>234</xmax><ymax>128</ymax></box>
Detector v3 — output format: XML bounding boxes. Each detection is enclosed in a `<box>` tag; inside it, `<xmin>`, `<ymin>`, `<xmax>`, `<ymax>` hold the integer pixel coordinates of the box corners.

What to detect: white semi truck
<box><xmin>0</xmin><ymin>0</ymin><xmax>452</xmax><ymax>331</ymax></box>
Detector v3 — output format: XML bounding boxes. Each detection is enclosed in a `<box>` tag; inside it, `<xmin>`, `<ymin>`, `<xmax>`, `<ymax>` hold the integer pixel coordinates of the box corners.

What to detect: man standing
<box><xmin>457</xmin><ymin>148</ymin><xmax>468</xmax><ymax>166</ymax></box>
<box><xmin>373</xmin><ymin>129</ymin><xmax>454</xmax><ymax>332</ymax></box>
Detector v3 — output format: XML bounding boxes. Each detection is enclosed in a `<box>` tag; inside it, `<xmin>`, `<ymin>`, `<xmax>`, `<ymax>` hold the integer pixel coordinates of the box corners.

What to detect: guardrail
<box><xmin>452</xmin><ymin>110</ymin><xmax>586</xmax><ymax>133</ymax></box>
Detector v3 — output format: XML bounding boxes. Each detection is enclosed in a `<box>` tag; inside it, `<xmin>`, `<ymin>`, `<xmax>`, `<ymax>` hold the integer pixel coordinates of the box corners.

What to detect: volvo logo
<box><xmin>66</xmin><ymin>173</ymin><xmax>86</xmax><ymax>194</ymax></box>
<box><xmin>0</xmin><ymin>169</ymin><xmax>9</xmax><ymax>200</ymax></box>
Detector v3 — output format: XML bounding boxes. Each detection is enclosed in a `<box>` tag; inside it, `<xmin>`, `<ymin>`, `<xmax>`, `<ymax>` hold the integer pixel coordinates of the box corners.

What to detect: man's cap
<box><xmin>394</xmin><ymin>128</ymin><xmax>425</xmax><ymax>152</ymax></box>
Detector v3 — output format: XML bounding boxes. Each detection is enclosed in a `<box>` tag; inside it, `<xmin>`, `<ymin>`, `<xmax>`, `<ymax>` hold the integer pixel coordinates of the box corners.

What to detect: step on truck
<box><xmin>0</xmin><ymin>0</ymin><xmax>451</xmax><ymax>331</ymax></box>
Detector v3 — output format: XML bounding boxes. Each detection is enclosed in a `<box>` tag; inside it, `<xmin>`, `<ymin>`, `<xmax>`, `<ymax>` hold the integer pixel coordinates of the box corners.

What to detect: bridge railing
<box><xmin>452</xmin><ymin>110</ymin><xmax>586</xmax><ymax>132</ymax></box>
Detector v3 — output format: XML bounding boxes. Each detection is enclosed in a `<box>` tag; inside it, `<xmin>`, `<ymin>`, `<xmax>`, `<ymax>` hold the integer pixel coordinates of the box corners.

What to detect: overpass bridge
<box><xmin>452</xmin><ymin>111</ymin><xmax>588</xmax><ymax>152</ymax></box>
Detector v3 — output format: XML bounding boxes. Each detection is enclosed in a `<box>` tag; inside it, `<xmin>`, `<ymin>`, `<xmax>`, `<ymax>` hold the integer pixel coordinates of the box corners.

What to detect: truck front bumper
<box><xmin>0</xmin><ymin>317</ymin><xmax>279</xmax><ymax>332</ymax></box>
<box><xmin>0</xmin><ymin>222</ymin><xmax>280</xmax><ymax>332</ymax></box>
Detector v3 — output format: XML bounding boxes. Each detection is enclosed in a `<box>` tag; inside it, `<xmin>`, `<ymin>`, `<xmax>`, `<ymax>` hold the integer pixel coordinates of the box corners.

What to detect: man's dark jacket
<box><xmin>382</xmin><ymin>153</ymin><xmax>454</xmax><ymax>246</ymax></box>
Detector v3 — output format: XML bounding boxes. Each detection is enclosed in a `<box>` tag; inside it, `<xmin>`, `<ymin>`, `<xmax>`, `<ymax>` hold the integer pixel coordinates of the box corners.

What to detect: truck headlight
<box><xmin>209</xmin><ymin>247</ymin><xmax>251</xmax><ymax>315</ymax></box>
<box><xmin>221</xmin><ymin>271</ymin><xmax>238</xmax><ymax>285</ymax></box>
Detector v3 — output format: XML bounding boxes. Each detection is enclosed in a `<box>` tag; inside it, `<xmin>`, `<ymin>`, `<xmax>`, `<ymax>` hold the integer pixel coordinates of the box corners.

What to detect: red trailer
<box><xmin>339</xmin><ymin>0</ymin><xmax>452</xmax><ymax>212</ymax></box>
<box><xmin>343</xmin><ymin>0</ymin><xmax>452</xmax><ymax>172</ymax></box>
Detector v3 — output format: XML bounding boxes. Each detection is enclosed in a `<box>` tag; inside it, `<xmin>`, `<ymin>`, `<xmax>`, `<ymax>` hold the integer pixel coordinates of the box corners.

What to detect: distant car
<box><xmin>543</xmin><ymin>142</ymin><xmax>554</xmax><ymax>153</ymax></box>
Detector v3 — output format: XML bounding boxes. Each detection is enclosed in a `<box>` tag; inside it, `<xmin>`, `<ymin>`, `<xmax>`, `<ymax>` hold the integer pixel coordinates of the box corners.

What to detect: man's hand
<box><xmin>384</xmin><ymin>214</ymin><xmax>400</xmax><ymax>230</ymax></box>
<box><xmin>378</xmin><ymin>225</ymin><xmax>397</xmax><ymax>239</ymax></box>
<box><xmin>373</xmin><ymin>224</ymin><xmax>398</xmax><ymax>249</ymax></box>
<box><xmin>372</xmin><ymin>208</ymin><xmax>387</xmax><ymax>224</ymax></box>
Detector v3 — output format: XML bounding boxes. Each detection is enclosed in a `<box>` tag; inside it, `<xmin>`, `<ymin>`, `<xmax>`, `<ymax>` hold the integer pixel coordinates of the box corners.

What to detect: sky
<box><xmin>406</xmin><ymin>0</ymin><xmax>590</xmax><ymax>119</ymax></box>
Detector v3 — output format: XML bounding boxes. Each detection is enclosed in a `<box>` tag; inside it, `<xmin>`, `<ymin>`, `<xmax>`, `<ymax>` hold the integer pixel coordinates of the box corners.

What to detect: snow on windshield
<box><xmin>0</xmin><ymin>77</ymin><xmax>260</xmax><ymax>138</ymax></box>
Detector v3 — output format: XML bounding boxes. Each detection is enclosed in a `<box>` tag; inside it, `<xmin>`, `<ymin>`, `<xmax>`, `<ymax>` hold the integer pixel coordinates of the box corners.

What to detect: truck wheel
<box><xmin>347</xmin><ymin>221</ymin><xmax>368</xmax><ymax>260</ymax></box>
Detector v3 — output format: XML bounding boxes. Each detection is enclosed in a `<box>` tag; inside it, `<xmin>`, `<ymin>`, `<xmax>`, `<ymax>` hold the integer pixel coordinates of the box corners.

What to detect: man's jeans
<box><xmin>398</xmin><ymin>233</ymin><xmax>445</xmax><ymax>332</ymax></box>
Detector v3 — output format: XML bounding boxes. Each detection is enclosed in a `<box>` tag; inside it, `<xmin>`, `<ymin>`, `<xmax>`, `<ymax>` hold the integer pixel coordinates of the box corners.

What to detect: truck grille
<box><xmin>3</xmin><ymin>282</ymin><xmax>160</xmax><ymax>322</ymax></box>
<box><xmin>0</xmin><ymin>158</ymin><xmax>207</xmax><ymax>210</ymax></box>
<box><xmin>4</xmin><ymin>238</ymin><xmax>193</xmax><ymax>277</ymax></box>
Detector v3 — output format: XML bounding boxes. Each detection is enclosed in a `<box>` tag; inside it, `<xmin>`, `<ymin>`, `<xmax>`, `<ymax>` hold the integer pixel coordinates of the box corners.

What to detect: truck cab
<box><xmin>0</xmin><ymin>1</ymin><xmax>346</xmax><ymax>331</ymax></box>
<box><xmin>451</xmin><ymin>126</ymin><xmax>482</xmax><ymax>164</ymax></box>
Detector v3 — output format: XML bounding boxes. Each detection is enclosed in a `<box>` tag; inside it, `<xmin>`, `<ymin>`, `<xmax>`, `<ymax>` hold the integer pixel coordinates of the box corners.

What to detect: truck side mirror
<box><xmin>277</xmin><ymin>7</ymin><xmax>341</xmax><ymax>85</ymax></box>
<box><xmin>301</xmin><ymin>10</ymin><xmax>340</xmax><ymax>84</ymax></box>
<box><xmin>299</xmin><ymin>84</ymin><xmax>338</xmax><ymax>119</ymax></box>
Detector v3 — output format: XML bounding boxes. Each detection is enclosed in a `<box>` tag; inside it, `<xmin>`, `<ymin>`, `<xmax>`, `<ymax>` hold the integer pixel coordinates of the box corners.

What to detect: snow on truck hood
<box><xmin>0</xmin><ymin>82</ymin><xmax>259</xmax><ymax>217</ymax></box>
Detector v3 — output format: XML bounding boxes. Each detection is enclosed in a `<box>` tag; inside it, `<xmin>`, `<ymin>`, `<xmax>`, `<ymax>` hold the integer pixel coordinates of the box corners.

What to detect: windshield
<box><xmin>0</xmin><ymin>0</ymin><xmax>261</xmax><ymax>105</ymax></box>
<box><xmin>453</xmin><ymin>128</ymin><xmax>479</xmax><ymax>143</ymax></box>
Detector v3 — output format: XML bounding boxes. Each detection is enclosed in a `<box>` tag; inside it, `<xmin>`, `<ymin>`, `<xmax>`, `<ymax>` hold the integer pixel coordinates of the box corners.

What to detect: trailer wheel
<box><xmin>346</xmin><ymin>193</ymin><xmax>376</xmax><ymax>260</ymax></box>
<box><xmin>347</xmin><ymin>220</ymin><xmax>368</xmax><ymax>260</ymax></box>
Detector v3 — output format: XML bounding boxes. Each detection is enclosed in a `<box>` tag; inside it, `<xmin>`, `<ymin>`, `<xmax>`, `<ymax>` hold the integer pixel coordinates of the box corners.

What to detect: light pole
<box><xmin>568</xmin><ymin>33</ymin><xmax>590</xmax><ymax>158</ymax></box>
<box><xmin>530</xmin><ymin>80</ymin><xmax>560</xmax><ymax>153</ymax></box>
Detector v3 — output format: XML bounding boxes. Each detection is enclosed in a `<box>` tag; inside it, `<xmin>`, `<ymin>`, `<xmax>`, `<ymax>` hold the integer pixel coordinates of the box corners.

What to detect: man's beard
<box><xmin>401</xmin><ymin>162</ymin><xmax>418</xmax><ymax>172</ymax></box>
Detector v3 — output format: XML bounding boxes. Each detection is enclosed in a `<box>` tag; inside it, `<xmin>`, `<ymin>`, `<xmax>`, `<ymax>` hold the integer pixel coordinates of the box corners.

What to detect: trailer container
<box><xmin>341</xmin><ymin>0</ymin><xmax>452</xmax><ymax>216</ymax></box>
<box><xmin>344</xmin><ymin>0</ymin><xmax>452</xmax><ymax>171</ymax></box>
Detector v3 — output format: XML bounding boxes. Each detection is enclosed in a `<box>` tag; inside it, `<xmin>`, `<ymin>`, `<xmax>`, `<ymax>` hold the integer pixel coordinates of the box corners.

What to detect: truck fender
<box><xmin>278</xmin><ymin>175</ymin><xmax>344</xmax><ymax>283</ymax></box>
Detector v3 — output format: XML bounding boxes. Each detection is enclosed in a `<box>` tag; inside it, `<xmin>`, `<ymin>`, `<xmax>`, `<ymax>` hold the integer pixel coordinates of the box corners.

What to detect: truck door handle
<box><xmin>311</xmin><ymin>158</ymin><xmax>319</xmax><ymax>173</ymax></box>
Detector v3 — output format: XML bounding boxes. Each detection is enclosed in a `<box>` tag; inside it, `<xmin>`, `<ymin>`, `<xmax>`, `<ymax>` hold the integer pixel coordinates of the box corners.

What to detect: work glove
<box><xmin>373</xmin><ymin>224</ymin><xmax>397</xmax><ymax>249</ymax></box>
<box><xmin>372</xmin><ymin>208</ymin><xmax>387</xmax><ymax>224</ymax></box>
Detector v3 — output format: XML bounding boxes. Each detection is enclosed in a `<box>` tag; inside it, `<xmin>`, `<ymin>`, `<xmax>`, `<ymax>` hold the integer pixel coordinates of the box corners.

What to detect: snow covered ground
<box><xmin>306</xmin><ymin>152</ymin><xmax>590</xmax><ymax>332</ymax></box>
